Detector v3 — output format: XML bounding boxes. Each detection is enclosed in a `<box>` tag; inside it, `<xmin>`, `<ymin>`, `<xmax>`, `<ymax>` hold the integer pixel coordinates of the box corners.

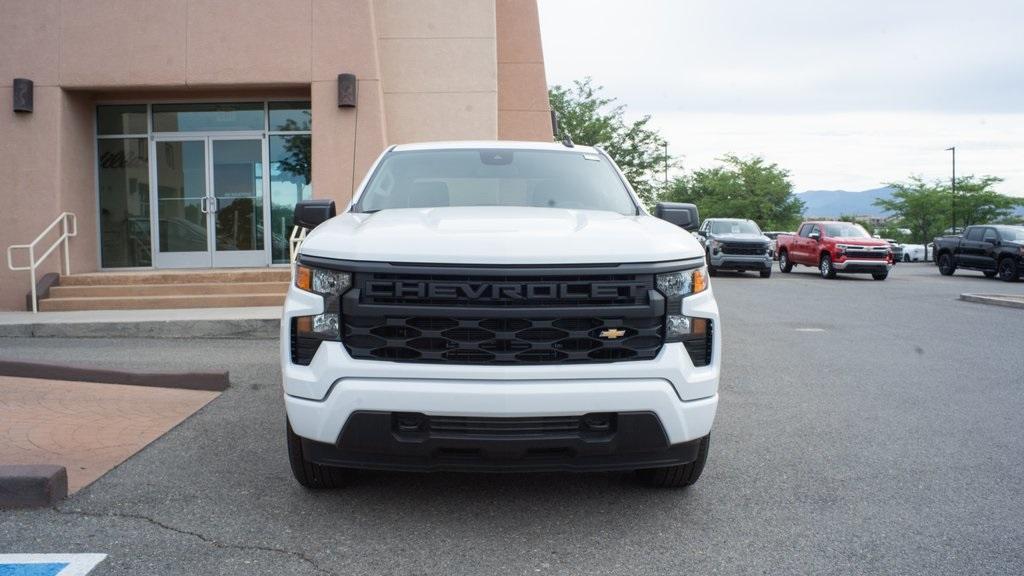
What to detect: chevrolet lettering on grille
<box><xmin>365</xmin><ymin>280</ymin><xmax>648</xmax><ymax>301</ymax></box>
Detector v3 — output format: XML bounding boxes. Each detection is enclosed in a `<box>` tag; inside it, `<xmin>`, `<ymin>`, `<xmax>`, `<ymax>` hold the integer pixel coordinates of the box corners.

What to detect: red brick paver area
<box><xmin>0</xmin><ymin>376</ymin><xmax>219</xmax><ymax>493</ymax></box>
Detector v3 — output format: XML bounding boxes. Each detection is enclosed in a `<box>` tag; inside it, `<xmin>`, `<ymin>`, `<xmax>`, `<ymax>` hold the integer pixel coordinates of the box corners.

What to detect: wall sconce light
<box><xmin>13</xmin><ymin>78</ymin><xmax>33</xmax><ymax>113</ymax></box>
<box><xmin>337</xmin><ymin>73</ymin><xmax>357</xmax><ymax>108</ymax></box>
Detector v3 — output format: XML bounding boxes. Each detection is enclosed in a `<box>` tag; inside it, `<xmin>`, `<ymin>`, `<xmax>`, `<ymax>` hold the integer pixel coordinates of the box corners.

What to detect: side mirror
<box><xmin>809</xmin><ymin>231</ymin><xmax>821</xmax><ymax>241</ymax></box>
<box><xmin>293</xmin><ymin>199</ymin><xmax>336</xmax><ymax>229</ymax></box>
<box><xmin>654</xmin><ymin>202</ymin><xmax>700</xmax><ymax>232</ymax></box>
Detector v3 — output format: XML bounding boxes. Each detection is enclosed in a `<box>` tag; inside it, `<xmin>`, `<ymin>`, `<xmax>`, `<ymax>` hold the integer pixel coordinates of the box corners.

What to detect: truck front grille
<box><xmin>720</xmin><ymin>243</ymin><xmax>767</xmax><ymax>255</ymax></box>
<box><xmin>844</xmin><ymin>249</ymin><xmax>888</xmax><ymax>259</ymax></box>
<box><xmin>343</xmin><ymin>315</ymin><xmax>663</xmax><ymax>365</ymax></box>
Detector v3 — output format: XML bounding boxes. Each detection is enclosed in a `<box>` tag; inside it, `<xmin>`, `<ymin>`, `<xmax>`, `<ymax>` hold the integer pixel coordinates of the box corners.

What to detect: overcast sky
<box><xmin>537</xmin><ymin>0</ymin><xmax>1024</xmax><ymax>195</ymax></box>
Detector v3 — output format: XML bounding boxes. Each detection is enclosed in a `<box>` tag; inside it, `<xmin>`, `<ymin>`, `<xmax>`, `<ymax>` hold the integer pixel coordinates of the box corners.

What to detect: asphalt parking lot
<box><xmin>2</xmin><ymin>263</ymin><xmax>1023</xmax><ymax>575</ymax></box>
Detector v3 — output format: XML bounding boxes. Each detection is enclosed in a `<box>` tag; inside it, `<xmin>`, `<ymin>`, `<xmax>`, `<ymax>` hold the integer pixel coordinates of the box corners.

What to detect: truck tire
<box><xmin>635</xmin><ymin>434</ymin><xmax>710</xmax><ymax>488</ymax></box>
<box><xmin>287</xmin><ymin>422</ymin><xmax>354</xmax><ymax>489</ymax></box>
<box><xmin>903</xmin><ymin>254</ymin><xmax>911</xmax><ymax>263</ymax></box>
<box><xmin>938</xmin><ymin>253</ymin><xmax>956</xmax><ymax>276</ymax></box>
<box><xmin>872</xmin><ymin>271</ymin><xmax>888</xmax><ymax>281</ymax></box>
<box><xmin>760</xmin><ymin>268</ymin><xmax>772</xmax><ymax>278</ymax></box>
<box><xmin>819</xmin><ymin>254</ymin><xmax>837</xmax><ymax>279</ymax></box>
<box><xmin>983</xmin><ymin>270</ymin><xmax>997</xmax><ymax>278</ymax></box>
<box><xmin>779</xmin><ymin>251</ymin><xmax>793</xmax><ymax>273</ymax></box>
<box><xmin>998</xmin><ymin>257</ymin><xmax>1020</xmax><ymax>282</ymax></box>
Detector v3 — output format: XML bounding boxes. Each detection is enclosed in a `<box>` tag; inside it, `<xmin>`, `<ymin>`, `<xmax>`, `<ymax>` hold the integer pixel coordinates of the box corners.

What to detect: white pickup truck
<box><xmin>281</xmin><ymin>141</ymin><xmax>720</xmax><ymax>488</ymax></box>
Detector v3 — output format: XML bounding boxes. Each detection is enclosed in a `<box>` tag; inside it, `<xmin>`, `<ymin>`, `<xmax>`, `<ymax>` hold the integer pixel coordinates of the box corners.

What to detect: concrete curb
<box><xmin>0</xmin><ymin>360</ymin><xmax>230</xmax><ymax>391</ymax></box>
<box><xmin>0</xmin><ymin>317</ymin><xmax>279</xmax><ymax>339</ymax></box>
<box><xmin>959</xmin><ymin>293</ymin><xmax>1024</xmax><ymax>310</ymax></box>
<box><xmin>0</xmin><ymin>465</ymin><xmax>68</xmax><ymax>508</ymax></box>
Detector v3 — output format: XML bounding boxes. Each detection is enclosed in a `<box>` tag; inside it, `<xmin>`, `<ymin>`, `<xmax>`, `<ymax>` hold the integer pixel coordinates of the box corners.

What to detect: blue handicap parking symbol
<box><xmin>0</xmin><ymin>556</ymin><xmax>105</xmax><ymax>576</ymax></box>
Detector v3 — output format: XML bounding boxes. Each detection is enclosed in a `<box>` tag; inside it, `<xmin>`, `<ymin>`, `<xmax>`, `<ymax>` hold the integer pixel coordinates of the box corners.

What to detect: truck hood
<box><xmin>710</xmin><ymin>233</ymin><xmax>769</xmax><ymax>243</ymax></box>
<box><xmin>299</xmin><ymin>206</ymin><xmax>704</xmax><ymax>264</ymax></box>
<box><xmin>832</xmin><ymin>237</ymin><xmax>890</xmax><ymax>247</ymax></box>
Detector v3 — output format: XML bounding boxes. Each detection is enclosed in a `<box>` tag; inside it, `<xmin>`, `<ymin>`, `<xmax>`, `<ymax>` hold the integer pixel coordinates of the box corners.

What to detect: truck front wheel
<box><xmin>998</xmin><ymin>257</ymin><xmax>1020</xmax><ymax>282</ymax></box>
<box><xmin>938</xmin><ymin>254</ymin><xmax>956</xmax><ymax>276</ymax></box>
<box><xmin>635</xmin><ymin>434</ymin><xmax>710</xmax><ymax>488</ymax></box>
<box><xmin>287</xmin><ymin>422</ymin><xmax>354</xmax><ymax>489</ymax></box>
<box><xmin>779</xmin><ymin>251</ymin><xmax>793</xmax><ymax>273</ymax></box>
<box><xmin>819</xmin><ymin>254</ymin><xmax>837</xmax><ymax>279</ymax></box>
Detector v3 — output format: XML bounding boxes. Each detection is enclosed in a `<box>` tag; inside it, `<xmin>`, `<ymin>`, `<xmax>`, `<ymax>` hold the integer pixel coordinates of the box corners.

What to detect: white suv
<box><xmin>281</xmin><ymin>141</ymin><xmax>720</xmax><ymax>488</ymax></box>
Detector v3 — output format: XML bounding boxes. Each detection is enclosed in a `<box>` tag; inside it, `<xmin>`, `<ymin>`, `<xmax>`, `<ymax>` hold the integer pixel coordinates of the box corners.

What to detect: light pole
<box><xmin>663</xmin><ymin>141</ymin><xmax>669</xmax><ymax>187</ymax></box>
<box><xmin>945</xmin><ymin>146</ymin><xmax>956</xmax><ymax>232</ymax></box>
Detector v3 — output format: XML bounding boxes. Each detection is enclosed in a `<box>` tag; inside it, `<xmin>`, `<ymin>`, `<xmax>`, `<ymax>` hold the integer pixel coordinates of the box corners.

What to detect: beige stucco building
<box><xmin>0</xmin><ymin>0</ymin><xmax>552</xmax><ymax>310</ymax></box>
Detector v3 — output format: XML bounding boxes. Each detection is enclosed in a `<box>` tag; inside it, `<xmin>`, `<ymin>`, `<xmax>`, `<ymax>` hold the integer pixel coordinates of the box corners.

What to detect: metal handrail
<box><xmin>6</xmin><ymin>212</ymin><xmax>77</xmax><ymax>313</ymax></box>
<box><xmin>289</xmin><ymin>225</ymin><xmax>308</xmax><ymax>263</ymax></box>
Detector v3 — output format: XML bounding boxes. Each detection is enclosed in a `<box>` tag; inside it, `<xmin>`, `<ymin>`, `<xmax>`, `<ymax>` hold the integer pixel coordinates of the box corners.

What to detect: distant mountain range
<box><xmin>797</xmin><ymin>186</ymin><xmax>1024</xmax><ymax>219</ymax></box>
<box><xmin>796</xmin><ymin>187</ymin><xmax>894</xmax><ymax>218</ymax></box>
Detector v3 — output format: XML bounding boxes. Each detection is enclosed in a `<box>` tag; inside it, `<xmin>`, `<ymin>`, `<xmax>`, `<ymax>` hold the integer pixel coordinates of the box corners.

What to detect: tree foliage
<box><xmin>875</xmin><ymin>175</ymin><xmax>1022</xmax><ymax>242</ymax></box>
<box><xmin>549</xmin><ymin>78</ymin><xmax>669</xmax><ymax>207</ymax></box>
<box><xmin>663</xmin><ymin>155</ymin><xmax>805</xmax><ymax>230</ymax></box>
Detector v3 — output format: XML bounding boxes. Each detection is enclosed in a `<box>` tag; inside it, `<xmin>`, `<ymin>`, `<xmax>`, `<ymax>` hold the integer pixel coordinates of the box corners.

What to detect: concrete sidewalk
<box><xmin>0</xmin><ymin>306</ymin><xmax>281</xmax><ymax>339</ymax></box>
<box><xmin>0</xmin><ymin>375</ymin><xmax>220</xmax><ymax>492</ymax></box>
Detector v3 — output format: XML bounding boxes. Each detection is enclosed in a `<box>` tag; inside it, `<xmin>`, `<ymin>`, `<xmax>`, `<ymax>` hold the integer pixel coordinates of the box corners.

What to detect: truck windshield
<box><xmin>710</xmin><ymin>220</ymin><xmax>760</xmax><ymax>235</ymax></box>
<box><xmin>997</xmin><ymin>227</ymin><xmax>1024</xmax><ymax>241</ymax></box>
<box><xmin>354</xmin><ymin>149</ymin><xmax>637</xmax><ymax>215</ymax></box>
<box><xmin>824</xmin><ymin>223</ymin><xmax>870</xmax><ymax>238</ymax></box>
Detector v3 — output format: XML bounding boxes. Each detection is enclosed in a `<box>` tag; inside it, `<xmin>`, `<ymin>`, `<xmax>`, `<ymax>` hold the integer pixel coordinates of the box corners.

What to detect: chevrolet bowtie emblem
<box><xmin>599</xmin><ymin>328</ymin><xmax>627</xmax><ymax>339</ymax></box>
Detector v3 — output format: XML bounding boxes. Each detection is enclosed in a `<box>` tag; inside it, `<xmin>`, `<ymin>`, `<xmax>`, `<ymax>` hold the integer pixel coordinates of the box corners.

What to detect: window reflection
<box><xmin>98</xmin><ymin>138</ymin><xmax>151</xmax><ymax>267</ymax></box>
<box><xmin>270</xmin><ymin>134</ymin><xmax>312</xmax><ymax>263</ymax></box>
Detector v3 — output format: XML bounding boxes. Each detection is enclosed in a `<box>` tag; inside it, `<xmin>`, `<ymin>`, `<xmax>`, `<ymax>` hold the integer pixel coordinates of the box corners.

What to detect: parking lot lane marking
<box><xmin>0</xmin><ymin>555</ymin><xmax>106</xmax><ymax>576</ymax></box>
<box><xmin>794</xmin><ymin>328</ymin><xmax>827</xmax><ymax>332</ymax></box>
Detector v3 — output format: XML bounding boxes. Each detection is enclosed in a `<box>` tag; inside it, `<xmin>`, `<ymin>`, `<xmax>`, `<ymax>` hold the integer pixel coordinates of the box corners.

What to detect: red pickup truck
<box><xmin>777</xmin><ymin>221</ymin><xmax>893</xmax><ymax>280</ymax></box>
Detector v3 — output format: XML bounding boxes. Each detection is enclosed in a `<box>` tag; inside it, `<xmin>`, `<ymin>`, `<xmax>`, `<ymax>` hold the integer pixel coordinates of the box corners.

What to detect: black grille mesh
<box><xmin>682</xmin><ymin>320</ymin><xmax>713</xmax><ymax>367</ymax></box>
<box><xmin>720</xmin><ymin>243</ymin><xmax>768</xmax><ymax>255</ymax></box>
<box><xmin>344</xmin><ymin>315</ymin><xmax>663</xmax><ymax>365</ymax></box>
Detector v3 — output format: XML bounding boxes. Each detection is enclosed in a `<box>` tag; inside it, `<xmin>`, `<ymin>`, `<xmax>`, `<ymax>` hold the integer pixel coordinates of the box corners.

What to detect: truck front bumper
<box><xmin>281</xmin><ymin>286</ymin><xmax>720</xmax><ymax>471</ymax></box>
<box><xmin>709</xmin><ymin>253</ymin><xmax>772</xmax><ymax>271</ymax></box>
<box><xmin>833</xmin><ymin>258</ymin><xmax>893</xmax><ymax>272</ymax></box>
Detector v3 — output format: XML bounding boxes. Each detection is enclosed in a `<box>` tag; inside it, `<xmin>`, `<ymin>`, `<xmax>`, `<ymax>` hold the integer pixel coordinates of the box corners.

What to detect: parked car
<box><xmin>933</xmin><ymin>225</ymin><xmax>1024</xmax><ymax>281</ymax></box>
<box><xmin>901</xmin><ymin>244</ymin><xmax>927</xmax><ymax>262</ymax></box>
<box><xmin>282</xmin><ymin>141</ymin><xmax>721</xmax><ymax>489</ymax></box>
<box><xmin>882</xmin><ymin>239</ymin><xmax>903</xmax><ymax>263</ymax></box>
<box><xmin>776</xmin><ymin>220</ymin><xmax>893</xmax><ymax>280</ymax></box>
<box><xmin>697</xmin><ymin>218</ymin><xmax>773</xmax><ymax>278</ymax></box>
<box><xmin>763</xmin><ymin>231</ymin><xmax>788</xmax><ymax>260</ymax></box>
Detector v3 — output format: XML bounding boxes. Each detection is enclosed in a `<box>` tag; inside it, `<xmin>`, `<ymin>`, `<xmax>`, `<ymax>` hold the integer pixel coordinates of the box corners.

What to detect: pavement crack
<box><xmin>53</xmin><ymin>506</ymin><xmax>338</xmax><ymax>576</ymax></box>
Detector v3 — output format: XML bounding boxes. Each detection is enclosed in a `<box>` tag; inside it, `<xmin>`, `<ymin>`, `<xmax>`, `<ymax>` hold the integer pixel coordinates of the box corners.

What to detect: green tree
<box><xmin>953</xmin><ymin>175</ymin><xmax>1021</xmax><ymax>228</ymax></box>
<box><xmin>549</xmin><ymin>78</ymin><xmax>670</xmax><ymax>207</ymax></box>
<box><xmin>663</xmin><ymin>155</ymin><xmax>805</xmax><ymax>230</ymax></box>
<box><xmin>873</xmin><ymin>177</ymin><xmax>950</xmax><ymax>243</ymax></box>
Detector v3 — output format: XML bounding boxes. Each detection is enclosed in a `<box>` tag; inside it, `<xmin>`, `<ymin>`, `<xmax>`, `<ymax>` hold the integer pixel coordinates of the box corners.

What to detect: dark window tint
<box><xmin>965</xmin><ymin>227</ymin><xmax>984</xmax><ymax>241</ymax></box>
<box><xmin>799</xmin><ymin>224</ymin><xmax>812</xmax><ymax>237</ymax></box>
<box><xmin>98</xmin><ymin>138</ymin><xmax>151</xmax><ymax>267</ymax></box>
<box><xmin>152</xmin><ymin>102</ymin><xmax>264</xmax><ymax>132</ymax></box>
<box><xmin>982</xmin><ymin>228</ymin><xmax>999</xmax><ymax>242</ymax></box>
<box><xmin>269</xmin><ymin>102</ymin><xmax>311</xmax><ymax>131</ymax></box>
<box><xmin>97</xmin><ymin>105</ymin><xmax>148</xmax><ymax>135</ymax></box>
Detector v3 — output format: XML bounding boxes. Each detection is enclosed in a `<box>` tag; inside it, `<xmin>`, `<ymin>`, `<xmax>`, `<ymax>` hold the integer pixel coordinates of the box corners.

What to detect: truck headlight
<box><xmin>656</xmin><ymin>267</ymin><xmax>709</xmax><ymax>342</ymax></box>
<box><xmin>291</xmin><ymin>264</ymin><xmax>352</xmax><ymax>364</ymax></box>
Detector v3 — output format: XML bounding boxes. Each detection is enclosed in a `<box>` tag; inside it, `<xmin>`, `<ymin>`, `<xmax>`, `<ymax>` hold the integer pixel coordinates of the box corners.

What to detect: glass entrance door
<box><xmin>152</xmin><ymin>136</ymin><xmax>269</xmax><ymax>268</ymax></box>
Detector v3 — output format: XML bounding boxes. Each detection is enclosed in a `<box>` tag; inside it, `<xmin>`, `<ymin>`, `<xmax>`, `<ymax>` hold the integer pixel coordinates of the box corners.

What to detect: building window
<box><xmin>96</xmin><ymin>101</ymin><xmax>312</xmax><ymax>268</ymax></box>
<box><xmin>97</xmin><ymin>105</ymin><xmax>151</xmax><ymax>268</ymax></box>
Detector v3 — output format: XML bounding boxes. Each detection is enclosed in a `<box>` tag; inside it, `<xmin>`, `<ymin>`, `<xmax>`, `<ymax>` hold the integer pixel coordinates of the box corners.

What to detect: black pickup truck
<box><xmin>933</xmin><ymin>225</ymin><xmax>1024</xmax><ymax>281</ymax></box>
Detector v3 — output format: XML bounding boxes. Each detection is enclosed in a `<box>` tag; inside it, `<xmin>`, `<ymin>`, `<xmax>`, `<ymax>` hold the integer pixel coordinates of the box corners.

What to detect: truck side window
<box><xmin>810</xmin><ymin>225</ymin><xmax>821</xmax><ymax>237</ymax></box>
<box><xmin>965</xmin><ymin>227</ymin><xmax>984</xmax><ymax>241</ymax></box>
<box><xmin>799</xmin><ymin>224</ymin><xmax>812</xmax><ymax>237</ymax></box>
<box><xmin>982</xmin><ymin>228</ymin><xmax>999</xmax><ymax>243</ymax></box>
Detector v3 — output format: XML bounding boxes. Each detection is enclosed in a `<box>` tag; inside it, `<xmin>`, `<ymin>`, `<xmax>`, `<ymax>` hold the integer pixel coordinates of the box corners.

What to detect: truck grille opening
<box><xmin>393</xmin><ymin>413</ymin><xmax>616</xmax><ymax>438</ymax></box>
<box><xmin>720</xmin><ymin>243</ymin><xmax>767</xmax><ymax>255</ymax></box>
<box><xmin>344</xmin><ymin>315</ymin><xmax>663</xmax><ymax>365</ymax></box>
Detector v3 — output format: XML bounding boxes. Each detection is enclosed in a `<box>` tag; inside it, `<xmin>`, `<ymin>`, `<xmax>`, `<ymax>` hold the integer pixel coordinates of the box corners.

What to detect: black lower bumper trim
<box><xmin>302</xmin><ymin>411</ymin><xmax>702</xmax><ymax>473</ymax></box>
<box><xmin>714</xmin><ymin>260</ymin><xmax>771</xmax><ymax>271</ymax></box>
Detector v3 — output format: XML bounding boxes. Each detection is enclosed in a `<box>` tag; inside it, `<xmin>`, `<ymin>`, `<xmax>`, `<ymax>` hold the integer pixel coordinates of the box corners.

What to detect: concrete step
<box><xmin>38</xmin><ymin>293</ymin><xmax>286</xmax><ymax>312</ymax></box>
<box><xmin>60</xmin><ymin>268</ymin><xmax>291</xmax><ymax>286</ymax></box>
<box><xmin>0</xmin><ymin>306</ymin><xmax>281</xmax><ymax>339</ymax></box>
<box><xmin>49</xmin><ymin>281</ymin><xmax>290</xmax><ymax>298</ymax></box>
